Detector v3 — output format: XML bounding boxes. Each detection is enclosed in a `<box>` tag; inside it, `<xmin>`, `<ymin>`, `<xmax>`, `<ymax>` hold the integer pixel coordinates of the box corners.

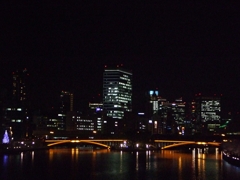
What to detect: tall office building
<box><xmin>3</xmin><ymin>69</ymin><xmax>29</xmax><ymax>140</ymax></box>
<box><xmin>103</xmin><ymin>67</ymin><xmax>132</xmax><ymax>119</ymax></box>
<box><xmin>12</xmin><ymin>68</ymin><xmax>28</xmax><ymax>103</ymax></box>
<box><xmin>56</xmin><ymin>91</ymin><xmax>74</xmax><ymax>130</ymax></box>
<box><xmin>195</xmin><ymin>95</ymin><xmax>221</xmax><ymax>133</ymax></box>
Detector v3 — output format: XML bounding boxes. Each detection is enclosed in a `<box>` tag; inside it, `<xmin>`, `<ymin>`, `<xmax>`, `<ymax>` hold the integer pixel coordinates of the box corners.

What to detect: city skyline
<box><xmin>0</xmin><ymin>65</ymin><xmax>239</xmax><ymax>114</ymax></box>
<box><xmin>1</xmin><ymin>2</ymin><xmax>240</xmax><ymax>112</ymax></box>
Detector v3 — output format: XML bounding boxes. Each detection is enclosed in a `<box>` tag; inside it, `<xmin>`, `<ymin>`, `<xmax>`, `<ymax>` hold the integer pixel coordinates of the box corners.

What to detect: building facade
<box><xmin>103</xmin><ymin>67</ymin><xmax>132</xmax><ymax>119</ymax></box>
<box><xmin>195</xmin><ymin>95</ymin><xmax>221</xmax><ymax>134</ymax></box>
<box><xmin>2</xmin><ymin>69</ymin><xmax>30</xmax><ymax>140</ymax></box>
<box><xmin>56</xmin><ymin>91</ymin><xmax>74</xmax><ymax>130</ymax></box>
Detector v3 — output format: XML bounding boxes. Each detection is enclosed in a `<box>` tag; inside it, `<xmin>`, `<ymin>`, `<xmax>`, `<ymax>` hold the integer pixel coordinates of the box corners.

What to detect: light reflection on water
<box><xmin>1</xmin><ymin>148</ymin><xmax>240</xmax><ymax>180</ymax></box>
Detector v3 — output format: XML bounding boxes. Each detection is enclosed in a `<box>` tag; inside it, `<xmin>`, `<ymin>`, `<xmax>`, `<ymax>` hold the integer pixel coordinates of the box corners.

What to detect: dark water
<box><xmin>1</xmin><ymin>148</ymin><xmax>240</xmax><ymax>180</ymax></box>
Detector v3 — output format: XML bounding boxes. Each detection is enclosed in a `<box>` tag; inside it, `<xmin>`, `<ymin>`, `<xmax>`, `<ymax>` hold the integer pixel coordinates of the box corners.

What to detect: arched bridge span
<box><xmin>154</xmin><ymin>140</ymin><xmax>221</xmax><ymax>150</ymax></box>
<box><xmin>45</xmin><ymin>139</ymin><xmax>127</xmax><ymax>149</ymax></box>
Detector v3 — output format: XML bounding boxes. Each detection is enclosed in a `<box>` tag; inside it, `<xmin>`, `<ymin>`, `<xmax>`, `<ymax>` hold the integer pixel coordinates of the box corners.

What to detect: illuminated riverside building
<box><xmin>103</xmin><ymin>67</ymin><xmax>132</xmax><ymax>119</ymax></box>
<box><xmin>89</xmin><ymin>102</ymin><xmax>103</xmax><ymax>111</ymax></box>
<box><xmin>65</xmin><ymin>111</ymin><xmax>95</xmax><ymax>134</ymax></box>
<box><xmin>155</xmin><ymin>98</ymin><xmax>186</xmax><ymax>135</ymax></box>
<box><xmin>145</xmin><ymin>92</ymin><xmax>187</xmax><ymax>135</ymax></box>
<box><xmin>56</xmin><ymin>91</ymin><xmax>74</xmax><ymax>130</ymax></box>
<box><xmin>171</xmin><ymin>98</ymin><xmax>186</xmax><ymax>134</ymax></box>
<box><xmin>149</xmin><ymin>90</ymin><xmax>159</xmax><ymax>114</ymax></box>
<box><xmin>195</xmin><ymin>95</ymin><xmax>221</xmax><ymax>134</ymax></box>
<box><xmin>12</xmin><ymin>68</ymin><xmax>28</xmax><ymax>103</ymax></box>
<box><xmin>2</xmin><ymin>69</ymin><xmax>30</xmax><ymax>140</ymax></box>
<box><xmin>145</xmin><ymin>90</ymin><xmax>162</xmax><ymax>134</ymax></box>
<box><xmin>88</xmin><ymin>102</ymin><xmax>103</xmax><ymax>133</ymax></box>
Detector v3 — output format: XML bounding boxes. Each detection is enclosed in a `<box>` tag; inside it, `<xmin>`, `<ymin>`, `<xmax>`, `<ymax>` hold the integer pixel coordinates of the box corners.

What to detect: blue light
<box><xmin>2</xmin><ymin>130</ymin><xmax>9</xmax><ymax>144</ymax></box>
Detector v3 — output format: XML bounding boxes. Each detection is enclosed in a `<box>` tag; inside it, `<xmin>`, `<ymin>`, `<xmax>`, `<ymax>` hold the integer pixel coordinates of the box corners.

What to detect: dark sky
<box><xmin>1</xmin><ymin>2</ymin><xmax>240</xmax><ymax>111</ymax></box>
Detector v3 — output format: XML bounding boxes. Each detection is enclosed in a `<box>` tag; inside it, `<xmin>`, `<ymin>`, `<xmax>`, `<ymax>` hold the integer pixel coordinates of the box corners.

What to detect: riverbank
<box><xmin>222</xmin><ymin>151</ymin><xmax>240</xmax><ymax>167</ymax></box>
<box><xmin>0</xmin><ymin>146</ymin><xmax>49</xmax><ymax>154</ymax></box>
<box><xmin>222</xmin><ymin>140</ymin><xmax>240</xmax><ymax>167</ymax></box>
<box><xmin>0</xmin><ymin>140</ymin><xmax>48</xmax><ymax>154</ymax></box>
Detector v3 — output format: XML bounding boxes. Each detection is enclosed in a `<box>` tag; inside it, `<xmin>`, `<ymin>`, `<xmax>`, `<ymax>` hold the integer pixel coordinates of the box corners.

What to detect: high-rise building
<box><xmin>195</xmin><ymin>95</ymin><xmax>221</xmax><ymax>133</ymax></box>
<box><xmin>56</xmin><ymin>91</ymin><xmax>74</xmax><ymax>130</ymax></box>
<box><xmin>148</xmin><ymin>90</ymin><xmax>160</xmax><ymax>114</ymax></box>
<box><xmin>103</xmin><ymin>67</ymin><xmax>132</xmax><ymax>119</ymax></box>
<box><xmin>12</xmin><ymin>68</ymin><xmax>28</xmax><ymax>103</ymax></box>
<box><xmin>3</xmin><ymin>69</ymin><xmax>30</xmax><ymax>140</ymax></box>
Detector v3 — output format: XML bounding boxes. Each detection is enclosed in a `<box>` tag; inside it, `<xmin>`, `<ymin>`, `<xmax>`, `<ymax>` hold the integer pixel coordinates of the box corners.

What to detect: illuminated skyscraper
<box><xmin>103</xmin><ymin>67</ymin><xmax>132</xmax><ymax>119</ymax></box>
<box><xmin>56</xmin><ymin>91</ymin><xmax>74</xmax><ymax>130</ymax></box>
<box><xmin>3</xmin><ymin>69</ymin><xmax>30</xmax><ymax>139</ymax></box>
<box><xmin>195</xmin><ymin>95</ymin><xmax>221</xmax><ymax>133</ymax></box>
<box><xmin>12</xmin><ymin>68</ymin><xmax>28</xmax><ymax>103</ymax></box>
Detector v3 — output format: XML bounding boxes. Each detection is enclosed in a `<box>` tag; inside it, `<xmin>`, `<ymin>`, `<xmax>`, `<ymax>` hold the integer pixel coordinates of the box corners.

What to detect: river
<box><xmin>1</xmin><ymin>148</ymin><xmax>240</xmax><ymax>180</ymax></box>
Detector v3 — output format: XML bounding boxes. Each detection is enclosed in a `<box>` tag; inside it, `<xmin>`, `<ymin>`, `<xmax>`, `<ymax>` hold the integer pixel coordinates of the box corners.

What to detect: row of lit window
<box><xmin>108</xmin><ymin>110</ymin><xmax>124</xmax><ymax>113</ymax></box>
<box><xmin>107</xmin><ymin>114</ymin><xmax>124</xmax><ymax>118</ymax></box>
<box><xmin>118</xmin><ymin>99</ymin><xmax>129</xmax><ymax>103</ymax></box>
<box><xmin>119</xmin><ymin>93</ymin><xmax>131</xmax><ymax>97</ymax></box>
<box><xmin>47</xmin><ymin>125</ymin><xmax>57</xmax><ymax>127</ymax></box>
<box><xmin>108</xmin><ymin>87</ymin><xmax>118</xmax><ymax>89</ymax></box>
<box><xmin>77</xmin><ymin>125</ymin><xmax>94</xmax><ymax>127</ymax></box>
<box><xmin>120</xmin><ymin>77</ymin><xmax>130</xmax><ymax>81</ymax></box>
<box><xmin>77</xmin><ymin>128</ymin><xmax>94</xmax><ymax>131</ymax></box>
<box><xmin>11</xmin><ymin>119</ymin><xmax>22</xmax><ymax>123</ymax></box>
<box><xmin>76</xmin><ymin>119</ymin><xmax>92</xmax><ymax>122</ymax></box>
<box><xmin>107</xmin><ymin>91</ymin><xmax>119</xmax><ymax>93</ymax></box>
<box><xmin>107</xmin><ymin>93</ymin><xmax>118</xmax><ymax>96</ymax></box>
<box><xmin>105</xmin><ymin>95</ymin><xmax>131</xmax><ymax>100</ymax></box>
<box><xmin>119</xmin><ymin>82</ymin><xmax>131</xmax><ymax>86</ymax></box>
<box><xmin>49</xmin><ymin>119</ymin><xmax>58</xmax><ymax>122</ymax></box>
<box><xmin>6</xmin><ymin>108</ymin><xmax>22</xmax><ymax>111</ymax></box>
<box><xmin>118</xmin><ymin>96</ymin><xmax>131</xmax><ymax>100</ymax></box>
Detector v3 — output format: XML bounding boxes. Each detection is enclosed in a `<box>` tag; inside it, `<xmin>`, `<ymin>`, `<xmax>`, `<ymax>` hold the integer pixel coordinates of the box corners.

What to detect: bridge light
<box><xmin>197</xmin><ymin>142</ymin><xmax>206</xmax><ymax>145</ymax></box>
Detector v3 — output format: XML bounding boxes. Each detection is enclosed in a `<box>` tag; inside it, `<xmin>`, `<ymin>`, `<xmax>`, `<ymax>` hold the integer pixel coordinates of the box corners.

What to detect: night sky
<box><xmin>1</xmin><ymin>2</ymin><xmax>240</xmax><ymax>112</ymax></box>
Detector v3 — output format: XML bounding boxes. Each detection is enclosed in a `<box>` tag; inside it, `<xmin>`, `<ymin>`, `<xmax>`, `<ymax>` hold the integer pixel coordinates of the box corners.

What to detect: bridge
<box><xmin>44</xmin><ymin>138</ymin><xmax>221</xmax><ymax>150</ymax></box>
<box><xmin>154</xmin><ymin>140</ymin><xmax>221</xmax><ymax>150</ymax></box>
<box><xmin>45</xmin><ymin>139</ymin><xmax>127</xmax><ymax>149</ymax></box>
